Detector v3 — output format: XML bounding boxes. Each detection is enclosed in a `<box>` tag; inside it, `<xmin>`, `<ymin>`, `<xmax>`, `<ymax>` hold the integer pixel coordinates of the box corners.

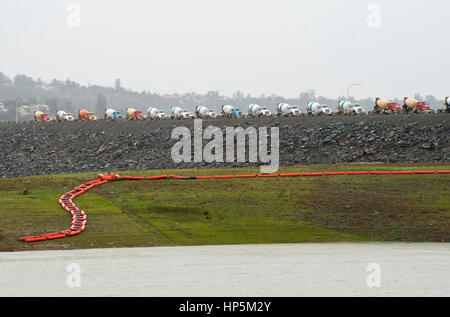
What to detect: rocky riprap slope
<box><xmin>0</xmin><ymin>114</ymin><xmax>448</xmax><ymax>178</ymax></box>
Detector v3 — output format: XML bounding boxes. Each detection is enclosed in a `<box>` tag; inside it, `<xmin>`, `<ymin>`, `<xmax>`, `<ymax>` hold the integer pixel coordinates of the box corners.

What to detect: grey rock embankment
<box><xmin>0</xmin><ymin>114</ymin><xmax>448</xmax><ymax>178</ymax></box>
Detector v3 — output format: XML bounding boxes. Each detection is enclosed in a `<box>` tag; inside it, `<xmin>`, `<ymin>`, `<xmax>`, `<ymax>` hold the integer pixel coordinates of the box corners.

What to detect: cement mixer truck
<box><xmin>34</xmin><ymin>111</ymin><xmax>51</xmax><ymax>122</ymax></box>
<box><xmin>222</xmin><ymin>105</ymin><xmax>233</xmax><ymax>117</ymax></box>
<box><xmin>372</xmin><ymin>98</ymin><xmax>402</xmax><ymax>114</ymax></box>
<box><xmin>105</xmin><ymin>108</ymin><xmax>123</xmax><ymax>120</ymax></box>
<box><xmin>336</xmin><ymin>101</ymin><xmax>365</xmax><ymax>115</ymax></box>
<box><xmin>221</xmin><ymin>105</ymin><xmax>242</xmax><ymax>118</ymax></box>
<box><xmin>195</xmin><ymin>106</ymin><xmax>217</xmax><ymax>119</ymax></box>
<box><xmin>305</xmin><ymin>102</ymin><xmax>332</xmax><ymax>116</ymax></box>
<box><xmin>248</xmin><ymin>104</ymin><xmax>272</xmax><ymax>117</ymax></box>
<box><xmin>147</xmin><ymin>107</ymin><xmax>167</xmax><ymax>119</ymax></box>
<box><xmin>276</xmin><ymin>103</ymin><xmax>302</xmax><ymax>117</ymax></box>
<box><xmin>438</xmin><ymin>97</ymin><xmax>450</xmax><ymax>113</ymax></box>
<box><xmin>402</xmin><ymin>97</ymin><xmax>418</xmax><ymax>113</ymax></box>
<box><xmin>56</xmin><ymin>110</ymin><xmax>74</xmax><ymax>122</ymax></box>
<box><xmin>78</xmin><ymin>109</ymin><xmax>97</xmax><ymax>121</ymax></box>
<box><xmin>403</xmin><ymin>97</ymin><xmax>433</xmax><ymax>114</ymax></box>
<box><xmin>125</xmin><ymin>108</ymin><xmax>143</xmax><ymax>120</ymax></box>
<box><xmin>171</xmin><ymin>106</ymin><xmax>193</xmax><ymax>119</ymax></box>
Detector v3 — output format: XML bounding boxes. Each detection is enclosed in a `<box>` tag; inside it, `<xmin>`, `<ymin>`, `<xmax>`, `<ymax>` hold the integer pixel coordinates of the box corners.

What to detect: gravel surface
<box><xmin>0</xmin><ymin>114</ymin><xmax>449</xmax><ymax>178</ymax></box>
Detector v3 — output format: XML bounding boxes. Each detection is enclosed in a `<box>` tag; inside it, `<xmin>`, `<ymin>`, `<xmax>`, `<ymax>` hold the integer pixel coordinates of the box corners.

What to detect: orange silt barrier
<box><xmin>19</xmin><ymin>168</ymin><xmax>448</xmax><ymax>243</ymax></box>
<box><xmin>280</xmin><ymin>173</ymin><xmax>301</xmax><ymax>177</ymax></box>
<box><xmin>213</xmin><ymin>175</ymin><xmax>235</xmax><ymax>179</ymax></box>
<box><xmin>324</xmin><ymin>172</ymin><xmax>346</xmax><ymax>176</ymax></box>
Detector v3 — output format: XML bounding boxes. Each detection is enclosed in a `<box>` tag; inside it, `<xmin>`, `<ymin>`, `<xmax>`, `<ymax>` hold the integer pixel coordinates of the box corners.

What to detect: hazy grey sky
<box><xmin>1</xmin><ymin>0</ymin><xmax>448</xmax><ymax>99</ymax></box>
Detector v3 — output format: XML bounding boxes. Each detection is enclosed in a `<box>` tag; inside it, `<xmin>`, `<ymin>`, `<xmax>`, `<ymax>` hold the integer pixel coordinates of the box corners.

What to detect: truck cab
<box><xmin>415</xmin><ymin>102</ymin><xmax>433</xmax><ymax>113</ymax></box>
<box><xmin>155</xmin><ymin>110</ymin><xmax>167</xmax><ymax>119</ymax></box>
<box><xmin>289</xmin><ymin>105</ymin><xmax>302</xmax><ymax>116</ymax></box>
<box><xmin>318</xmin><ymin>105</ymin><xmax>332</xmax><ymax>115</ymax></box>
<box><xmin>206</xmin><ymin>109</ymin><xmax>217</xmax><ymax>118</ymax></box>
<box><xmin>231</xmin><ymin>109</ymin><xmax>242</xmax><ymax>117</ymax></box>
<box><xmin>179</xmin><ymin>109</ymin><xmax>192</xmax><ymax>119</ymax></box>
<box><xmin>113</xmin><ymin>111</ymin><xmax>123</xmax><ymax>119</ymax></box>
<box><xmin>351</xmin><ymin>104</ymin><xmax>365</xmax><ymax>115</ymax></box>
<box><xmin>387</xmin><ymin>103</ymin><xmax>401</xmax><ymax>113</ymax></box>
<box><xmin>260</xmin><ymin>107</ymin><xmax>272</xmax><ymax>117</ymax></box>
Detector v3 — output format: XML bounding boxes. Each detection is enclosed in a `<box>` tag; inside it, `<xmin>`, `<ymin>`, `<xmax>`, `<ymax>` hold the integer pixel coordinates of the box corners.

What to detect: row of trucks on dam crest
<box><xmin>31</xmin><ymin>97</ymin><xmax>449</xmax><ymax>122</ymax></box>
<box><xmin>104</xmin><ymin>108</ymin><xmax>144</xmax><ymax>120</ymax></box>
<box><xmin>373</xmin><ymin>97</ymin><xmax>434</xmax><ymax>114</ymax></box>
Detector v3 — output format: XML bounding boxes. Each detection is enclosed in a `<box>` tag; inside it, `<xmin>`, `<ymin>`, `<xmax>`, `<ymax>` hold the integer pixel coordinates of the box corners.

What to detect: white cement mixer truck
<box><xmin>276</xmin><ymin>103</ymin><xmax>302</xmax><ymax>117</ymax></box>
<box><xmin>248</xmin><ymin>104</ymin><xmax>272</xmax><ymax>117</ymax></box>
<box><xmin>56</xmin><ymin>110</ymin><xmax>74</xmax><ymax>122</ymax></box>
<box><xmin>337</xmin><ymin>101</ymin><xmax>365</xmax><ymax>115</ymax></box>
<box><xmin>305</xmin><ymin>102</ymin><xmax>332</xmax><ymax>116</ymax></box>
<box><xmin>171</xmin><ymin>106</ymin><xmax>193</xmax><ymax>119</ymax></box>
<box><xmin>195</xmin><ymin>106</ymin><xmax>217</xmax><ymax>119</ymax></box>
<box><xmin>147</xmin><ymin>107</ymin><xmax>167</xmax><ymax>119</ymax></box>
<box><xmin>105</xmin><ymin>108</ymin><xmax>123</xmax><ymax>120</ymax></box>
<box><xmin>221</xmin><ymin>105</ymin><xmax>242</xmax><ymax>118</ymax></box>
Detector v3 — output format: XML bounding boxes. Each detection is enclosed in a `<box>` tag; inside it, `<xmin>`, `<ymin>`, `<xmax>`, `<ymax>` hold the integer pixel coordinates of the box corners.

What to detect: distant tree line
<box><xmin>0</xmin><ymin>72</ymin><xmax>445</xmax><ymax>120</ymax></box>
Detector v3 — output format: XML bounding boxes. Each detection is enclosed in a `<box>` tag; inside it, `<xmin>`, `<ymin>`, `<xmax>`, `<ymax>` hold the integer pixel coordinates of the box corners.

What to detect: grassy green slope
<box><xmin>0</xmin><ymin>163</ymin><xmax>449</xmax><ymax>251</ymax></box>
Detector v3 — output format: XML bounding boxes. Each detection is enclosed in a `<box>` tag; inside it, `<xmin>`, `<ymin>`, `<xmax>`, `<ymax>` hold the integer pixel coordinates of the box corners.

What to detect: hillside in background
<box><xmin>0</xmin><ymin>72</ymin><xmax>444</xmax><ymax>120</ymax></box>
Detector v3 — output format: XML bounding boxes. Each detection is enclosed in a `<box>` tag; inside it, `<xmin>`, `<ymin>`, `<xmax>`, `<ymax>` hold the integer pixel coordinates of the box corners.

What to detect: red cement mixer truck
<box><xmin>126</xmin><ymin>108</ymin><xmax>144</xmax><ymax>120</ymax></box>
<box><xmin>372</xmin><ymin>98</ymin><xmax>402</xmax><ymax>114</ymax></box>
<box><xmin>33</xmin><ymin>111</ymin><xmax>51</xmax><ymax>122</ymax></box>
<box><xmin>78</xmin><ymin>109</ymin><xmax>97</xmax><ymax>121</ymax></box>
<box><xmin>403</xmin><ymin>97</ymin><xmax>433</xmax><ymax>114</ymax></box>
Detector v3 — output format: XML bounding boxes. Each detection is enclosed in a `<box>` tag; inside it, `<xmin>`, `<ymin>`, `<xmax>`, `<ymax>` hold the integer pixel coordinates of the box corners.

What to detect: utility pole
<box><xmin>15</xmin><ymin>98</ymin><xmax>19</xmax><ymax>124</ymax></box>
